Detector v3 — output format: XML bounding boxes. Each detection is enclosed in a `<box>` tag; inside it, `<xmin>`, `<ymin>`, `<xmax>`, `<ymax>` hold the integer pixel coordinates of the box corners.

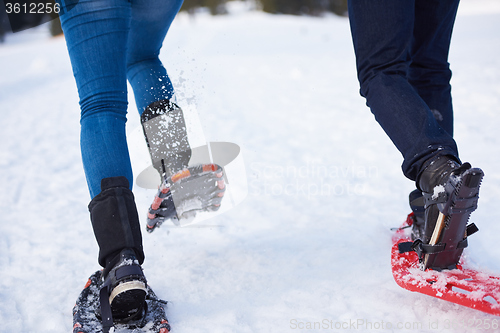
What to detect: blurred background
<box><xmin>0</xmin><ymin>0</ymin><xmax>348</xmax><ymax>42</ymax></box>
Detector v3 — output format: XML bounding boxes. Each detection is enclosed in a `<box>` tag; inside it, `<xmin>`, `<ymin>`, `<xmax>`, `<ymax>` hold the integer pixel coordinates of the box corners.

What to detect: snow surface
<box><xmin>1</xmin><ymin>1</ymin><xmax>500</xmax><ymax>332</ymax></box>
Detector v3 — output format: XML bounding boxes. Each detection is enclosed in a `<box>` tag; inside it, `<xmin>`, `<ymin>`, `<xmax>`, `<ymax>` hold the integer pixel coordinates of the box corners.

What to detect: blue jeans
<box><xmin>58</xmin><ymin>0</ymin><xmax>183</xmax><ymax>198</ymax></box>
<box><xmin>348</xmin><ymin>0</ymin><xmax>461</xmax><ymax>181</ymax></box>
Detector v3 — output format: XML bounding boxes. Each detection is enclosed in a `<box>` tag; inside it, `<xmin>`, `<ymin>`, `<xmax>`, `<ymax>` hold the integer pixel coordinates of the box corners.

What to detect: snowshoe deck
<box><xmin>391</xmin><ymin>214</ymin><xmax>500</xmax><ymax>316</ymax></box>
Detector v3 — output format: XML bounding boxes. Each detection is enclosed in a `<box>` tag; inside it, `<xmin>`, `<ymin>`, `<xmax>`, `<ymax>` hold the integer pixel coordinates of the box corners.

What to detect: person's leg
<box><xmin>127</xmin><ymin>0</ymin><xmax>192</xmax><ymax>178</ymax></box>
<box><xmin>58</xmin><ymin>0</ymin><xmax>149</xmax><ymax>325</ymax></box>
<box><xmin>350</xmin><ymin>1</ymin><xmax>484</xmax><ymax>270</ymax></box>
<box><xmin>405</xmin><ymin>0</ymin><xmax>461</xmax><ymax>247</ymax></box>
<box><xmin>59</xmin><ymin>0</ymin><xmax>134</xmax><ymax>198</ymax></box>
<box><xmin>127</xmin><ymin>0</ymin><xmax>184</xmax><ymax>114</ymax></box>
<box><xmin>58</xmin><ymin>0</ymin><xmax>144</xmax><ymax>260</ymax></box>
<box><xmin>409</xmin><ymin>0</ymin><xmax>460</xmax><ymax>136</ymax></box>
<box><xmin>348</xmin><ymin>0</ymin><xmax>459</xmax><ymax>181</ymax></box>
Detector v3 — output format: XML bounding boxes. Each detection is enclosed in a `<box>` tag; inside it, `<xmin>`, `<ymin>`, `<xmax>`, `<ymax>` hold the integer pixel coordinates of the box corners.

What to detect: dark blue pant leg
<box><xmin>348</xmin><ymin>0</ymin><xmax>460</xmax><ymax>181</ymax></box>
<box><xmin>409</xmin><ymin>0</ymin><xmax>460</xmax><ymax>136</ymax></box>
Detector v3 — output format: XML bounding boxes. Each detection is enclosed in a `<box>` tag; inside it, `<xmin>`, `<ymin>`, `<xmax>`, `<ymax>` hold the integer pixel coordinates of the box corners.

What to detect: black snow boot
<box><xmin>88</xmin><ymin>176</ymin><xmax>147</xmax><ymax>330</ymax></box>
<box><xmin>141</xmin><ymin>99</ymin><xmax>191</xmax><ymax>177</ymax></box>
<box><xmin>100</xmin><ymin>248</ymin><xmax>147</xmax><ymax>328</ymax></box>
<box><xmin>413</xmin><ymin>155</ymin><xmax>483</xmax><ymax>270</ymax></box>
<box><xmin>418</xmin><ymin>156</ymin><xmax>461</xmax><ymax>244</ymax></box>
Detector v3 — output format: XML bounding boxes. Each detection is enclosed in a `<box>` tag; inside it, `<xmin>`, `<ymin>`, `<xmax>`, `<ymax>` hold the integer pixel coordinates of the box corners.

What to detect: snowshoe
<box><xmin>392</xmin><ymin>213</ymin><xmax>500</xmax><ymax>316</ymax></box>
<box><xmin>72</xmin><ymin>270</ymin><xmax>170</xmax><ymax>333</ymax></box>
<box><xmin>401</xmin><ymin>158</ymin><xmax>483</xmax><ymax>271</ymax></box>
<box><xmin>146</xmin><ymin>163</ymin><xmax>225</xmax><ymax>231</ymax></box>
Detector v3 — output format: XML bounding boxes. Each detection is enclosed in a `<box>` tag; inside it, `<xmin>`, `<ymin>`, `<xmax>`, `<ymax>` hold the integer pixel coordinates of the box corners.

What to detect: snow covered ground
<box><xmin>1</xmin><ymin>1</ymin><xmax>500</xmax><ymax>332</ymax></box>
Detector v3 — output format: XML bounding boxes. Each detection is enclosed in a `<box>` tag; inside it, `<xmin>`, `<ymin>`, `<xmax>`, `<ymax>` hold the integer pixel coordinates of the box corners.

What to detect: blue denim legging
<box><xmin>58</xmin><ymin>0</ymin><xmax>183</xmax><ymax>198</ymax></box>
<box><xmin>348</xmin><ymin>0</ymin><xmax>461</xmax><ymax>181</ymax></box>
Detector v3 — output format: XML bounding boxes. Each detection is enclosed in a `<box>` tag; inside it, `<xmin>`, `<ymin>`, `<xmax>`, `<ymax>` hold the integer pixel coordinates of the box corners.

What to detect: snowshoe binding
<box><xmin>399</xmin><ymin>156</ymin><xmax>483</xmax><ymax>271</ymax></box>
<box><xmin>73</xmin><ymin>249</ymin><xmax>170</xmax><ymax>333</ymax></box>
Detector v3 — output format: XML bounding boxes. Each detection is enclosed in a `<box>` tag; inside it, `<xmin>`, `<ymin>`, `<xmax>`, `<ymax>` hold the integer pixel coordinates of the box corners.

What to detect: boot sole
<box><xmin>109</xmin><ymin>280</ymin><xmax>147</xmax><ymax>304</ymax></box>
<box><xmin>109</xmin><ymin>281</ymin><xmax>147</xmax><ymax>320</ymax></box>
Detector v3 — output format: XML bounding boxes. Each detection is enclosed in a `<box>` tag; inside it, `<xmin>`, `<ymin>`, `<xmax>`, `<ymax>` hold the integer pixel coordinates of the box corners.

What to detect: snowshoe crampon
<box><xmin>391</xmin><ymin>213</ymin><xmax>500</xmax><ymax>316</ymax></box>
<box><xmin>73</xmin><ymin>271</ymin><xmax>171</xmax><ymax>333</ymax></box>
